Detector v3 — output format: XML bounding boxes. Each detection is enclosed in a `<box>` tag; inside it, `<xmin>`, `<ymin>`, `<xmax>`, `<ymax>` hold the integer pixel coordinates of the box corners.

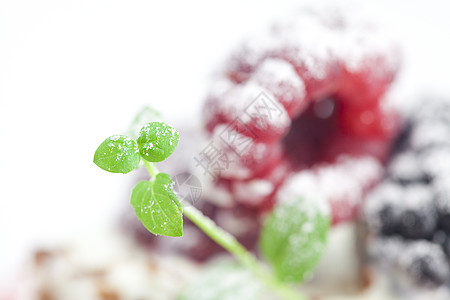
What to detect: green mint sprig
<box><xmin>94</xmin><ymin>112</ymin><xmax>329</xmax><ymax>300</ymax></box>
<box><xmin>260</xmin><ymin>197</ymin><xmax>329</xmax><ymax>283</ymax></box>
<box><xmin>131</xmin><ymin>173</ymin><xmax>183</xmax><ymax>237</ymax></box>
<box><xmin>94</xmin><ymin>121</ymin><xmax>183</xmax><ymax>237</ymax></box>
<box><xmin>93</xmin><ymin>135</ymin><xmax>140</xmax><ymax>174</ymax></box>
<box><xmin>137</xmin><ymin>122</ymin><xmax>180</xmax><ymax>162</ymax></box>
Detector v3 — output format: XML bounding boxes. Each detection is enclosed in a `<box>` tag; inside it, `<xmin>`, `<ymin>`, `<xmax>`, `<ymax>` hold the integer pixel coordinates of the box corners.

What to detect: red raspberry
<box><xmin>202</xmin><ymin>6</ymin><xmax>400</xmax><ymax>227</ymax></box>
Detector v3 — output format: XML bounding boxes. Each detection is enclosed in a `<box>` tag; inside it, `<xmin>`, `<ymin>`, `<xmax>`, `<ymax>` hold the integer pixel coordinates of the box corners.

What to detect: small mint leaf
<box><xmin>131</xmin><ymin>173</ymin><xmax>183</xmax><ymax>237</ymax></box>
<box><xmin>137</xmin><ymin>122</ymin><xmax>180</xmax><ymax>162</ymax></box>
<box><xmin>178</xmin><ymin>260</ymin><xmax>262</xmax><ymax>300</ymax></box>
<box><xmin>259</xmin><ymin>197</ymin><xmax>329</xmax><ymax>283</ymax></box>
<box><xmin>93</xmin><ymin>135</ymin><xmax>140</xmax><ymax>174</ymax></box>
<box><xmin>127</xmin><ymin>106</ymin><xmax>163</xmax><ymax>139</ymax></box>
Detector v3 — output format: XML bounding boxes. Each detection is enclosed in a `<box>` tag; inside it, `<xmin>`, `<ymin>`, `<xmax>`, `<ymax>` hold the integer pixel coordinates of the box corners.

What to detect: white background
<box><xmin>1</xmin><ymin>0</ymin><xmax>450</xmax><ymax>288</ymax></box>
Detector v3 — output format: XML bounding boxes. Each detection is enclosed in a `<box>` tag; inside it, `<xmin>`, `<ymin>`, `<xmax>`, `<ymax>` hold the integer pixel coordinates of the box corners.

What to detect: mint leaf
<box><xmin>127</xmin><ymin>106</ymin><xmax>163</xmax><ymax>139</ymax></box>
<box><xmin>178</xmin><ymin>260</ymin><xmax>262</xmax><ymax>300</ymax></box>
<box><xmin>259</xmin><ymin>197</ymin><xmax>329</xmax><ymax>283</ymax></box>
<box><xmin>137</xmin><ymin>122</ymin><xmax>180</xmax><ymax>162</ymax></box>
<box><xmin>93</xmin><ymin>135</ymin><xmax>140</xmax><ymax>174</ymax></box>
<box><xmin>130</xmin><ymin>173</ymin><xmax>183</xmax><ymax>237</ymax></box>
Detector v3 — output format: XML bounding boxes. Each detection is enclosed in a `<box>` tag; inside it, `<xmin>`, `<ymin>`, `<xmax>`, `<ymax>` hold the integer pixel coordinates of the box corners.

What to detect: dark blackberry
<box><xmin>400</xmin><ymin>241</ymin><xmax>450</xmax><ymax>287</ymax></box>
<box><xmin>364</xmin><ymin>97</ymin><xmax>450</xmax><ymax>293</ymax></box>
<box><xmin>378</xmin><ymin>206</ymin><xmax>399</xmax><ymax>235</ymax></box>
<box><xmin>433</xmin><ymin>230</ymin><xmax>450</xmax><ymax>257</ymax></box>
<box><xmin>434</xmin><ymin>180</ymin><xmax>450</xmax><ymax>232</ymax></box>
<box><xmin>364</xmin><ymin>182</ymin><xmax>402</xmax><ymax>235</ymax></box>
<box><xmin>398</xmin><ymin>184</ymin><xmax>437</xmax><ymax>240</ymax></box>
<box><xmin>399</xmin><ymin>210</ymin><xmax>435</xmax><ymax>240</ymax></box>
<box><xmin>439</xmin><ymin>214</ymin><xmax>450</xmax><ymax>233</ymax></box>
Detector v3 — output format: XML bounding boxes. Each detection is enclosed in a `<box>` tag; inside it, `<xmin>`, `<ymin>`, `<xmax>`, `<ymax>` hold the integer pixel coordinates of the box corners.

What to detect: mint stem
<box><xmin>183</xmin><ymin>206</ymin><xmax>307</xmax><ymax>300</ymax></box>
<box><xmin>144</xmin><ymin>164</ymin><xmax>307</xmax><ymax>300</ymax></box>
<box><xmin>143</xmin><ymin>160</ymin><xmax>158</xmax><ymax>178</ymax></box>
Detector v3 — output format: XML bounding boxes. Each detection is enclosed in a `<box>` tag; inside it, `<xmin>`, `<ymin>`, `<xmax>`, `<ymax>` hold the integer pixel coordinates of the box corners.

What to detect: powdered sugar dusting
<box><xmin>272</xmin><ymin>12</ymin><xmax>338</xmax><ymax>80</ymax></box>
<box><xmin>335</xmin><ymin>6</ymin><xmax>400</xmax><ymax>73</ymax></box>
<box><xmin>411</xmin><ymin>120</ymin><xmax>450</xmax><ymax>151</ymax></box>
<box><xmin>277</xmin><ymin>171</ymin><xmax>329</xmax><ymax>218</ymax></box>
<box><xmin>388</xmin><ymin>151</ymin><xmax>424</xmax><ymax>182</ymax></box>
<box><xmin>320</xmin><ymin>156</ymin><xmax>382</xmax><ymax>206</ymax></box>
<box><xmin>250</xmin><ymin>58</ymin><xmax>306</xmax><ymax>107</ymax></box>
<box><xmin>278</xmin><ymin>156</ymin><xmax>382</xmax><ymax>220</ymax></box>
<box><xmin>420</xmin><ymin>147</ymin><xmax>450</xmax><ymax>178</ymax></box>
<box><xmin>402</xmin><ymin>184</ymin><xmax>435</xmax><ymax>209</ymax></box>
<box><xmin>225</xmin><ymin>4</ymin><xmax>398</xmax><ymax>83</ymax></box>
<box><xmin>221</xmin><ymin>82</ymin><xmax>290</xmax><ymax>130</ymax></box>
<box><xmin>233</xmin><ymin>179</ymin><xmax>274</xmax><ymax>206</ymax></box>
